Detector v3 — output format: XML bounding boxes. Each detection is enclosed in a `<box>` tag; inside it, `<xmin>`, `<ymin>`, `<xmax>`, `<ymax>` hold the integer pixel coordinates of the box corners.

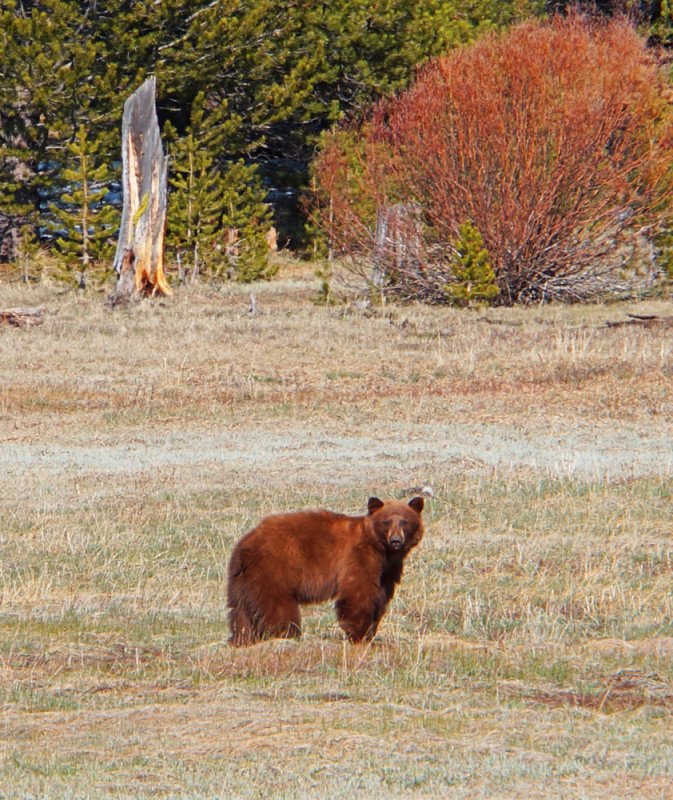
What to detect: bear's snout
<box><xmin>388</xmin><ymin>530</ymin><xmax>405</xmax><ymax>549</ymax></box>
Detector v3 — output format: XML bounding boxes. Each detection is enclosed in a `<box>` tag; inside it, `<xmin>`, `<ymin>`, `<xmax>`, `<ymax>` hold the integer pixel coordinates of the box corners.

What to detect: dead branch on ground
<box><xmin>0</xmin><ymin>306</ymin><xmax>46</xmax><ymax>327</ymax></box>
<box><xmin>605</xmin><ymin>313</ymin><xmax>673</xmax><ymax>330</ymax></box>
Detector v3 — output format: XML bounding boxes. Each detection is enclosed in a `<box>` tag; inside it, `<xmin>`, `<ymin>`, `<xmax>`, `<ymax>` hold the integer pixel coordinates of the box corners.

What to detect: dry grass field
<box><xmin>1</xmin><ymin>262</ymin><xmax>673</xmax><ymax>799</ymax></box>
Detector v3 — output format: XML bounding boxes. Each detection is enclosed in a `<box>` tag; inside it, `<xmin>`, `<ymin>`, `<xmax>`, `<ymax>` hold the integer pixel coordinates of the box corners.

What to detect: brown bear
<box><xmin>227</xmin><ymin>496</ymin><xmax>424</xmax><ymax>646</ymax></box>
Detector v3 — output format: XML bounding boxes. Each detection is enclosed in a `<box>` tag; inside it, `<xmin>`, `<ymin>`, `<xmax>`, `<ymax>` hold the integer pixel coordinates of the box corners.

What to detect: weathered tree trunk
<box><xmin>373</xmin><ymin>203</ymin><xmax>422</xmax><ymax>288</ymax></box>
<box><xmin>111</xmin><ymin>77</ymin><xmax>172</xmax><ymax>302</ymax></box>
<box><xmin>374</xmin><ymin>203</ymin><xmax>422</xmax><ymax>267</ymax></box>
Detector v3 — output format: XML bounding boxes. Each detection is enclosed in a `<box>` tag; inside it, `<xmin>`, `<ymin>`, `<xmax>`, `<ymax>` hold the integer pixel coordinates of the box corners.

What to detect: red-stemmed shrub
<box><xmin>312</xmin><ymin>13</ymin><xmax>673</xmax><ymax>304</ymax></box>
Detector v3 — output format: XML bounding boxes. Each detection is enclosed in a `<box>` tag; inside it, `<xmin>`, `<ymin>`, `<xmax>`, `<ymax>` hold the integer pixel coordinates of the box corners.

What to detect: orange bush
<box><xmin>313</xmin><ymin>13</ymin><xmax>673</xmax><ymax>303</ymax></box>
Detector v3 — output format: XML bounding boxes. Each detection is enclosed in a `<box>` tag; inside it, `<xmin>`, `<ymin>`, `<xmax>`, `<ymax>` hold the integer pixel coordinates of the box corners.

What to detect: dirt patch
<box><xmin>517</xmin><ymin>672</ymin><xmax>673</xmax><ymax>713</ymax></box>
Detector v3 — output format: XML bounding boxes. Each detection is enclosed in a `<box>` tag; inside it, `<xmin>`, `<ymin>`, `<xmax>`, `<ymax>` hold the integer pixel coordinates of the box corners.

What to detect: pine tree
<box><xmin>166</xmin><ymin>94</ymin><xmax>230</xmax><ymax>282</ymax></box>
<box><xmin>15</xmin><ymin>224</ymin><xmax>42</xmax><ymax>284</ymax></box>
<box><xmin>0</xmin><ymin>172</ymin><xmax>36</xmax><ymax>264</ymax></box>
<box><xmin>220</xmin><ymin>159</ymin><xmax>275</xmax><ymax>282</ymax></box>
<box><xmin>50</xmin><ymin>126</ymin><xmax>119</xmax><ymax>288</ymax></box>
<box><xmin>0</xmin><ymin>1</ymin><xmax>120</xmax><ymax>258</ymax></box>
<box><xmin>166</xmin><ymin>92</ymin><xmax>273</xmax><ymax>283</ymax></box>
<box><xmin>445</xmin><ymin>221</ymin><xmax>499</xmax><ymax>307</ymax></box>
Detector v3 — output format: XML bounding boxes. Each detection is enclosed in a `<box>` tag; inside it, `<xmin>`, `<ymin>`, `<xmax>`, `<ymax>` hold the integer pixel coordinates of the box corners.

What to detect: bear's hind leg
<box><xmin>260</xmin><ymin>594</ymin><xmax>302</xmax><ymax>641</ymax></box>
<box><xmin>229</xmin><ymin>594</ymin><xmax>261</xmax><ymax>647</ymax></box>
<box><xmin>228</xmin><ymin>551</ymin><xmax>263</xmax><ymax>646</ymax></box>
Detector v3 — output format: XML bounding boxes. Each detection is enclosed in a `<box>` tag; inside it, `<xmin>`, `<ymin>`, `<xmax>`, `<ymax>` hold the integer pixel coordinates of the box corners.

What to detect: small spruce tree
<box><xmin>219</xmin><ymin>159</ymin><xmax>275</xmax><ymax>282</ymax></box>
<box><xmin>50</xmin><ymin>126</ymin><xmax>118</xmax><ymax>288</ymax></box>
<box><xmin>15</xmin><ymin>223</ymin><xmax>42</xmax><ymax>284</ymax></box>
<box><xmin>312</xmin><ymin>261</ymin><xmax>336</xmax><ymax>305</ymax></box>
<box><xmin>166</xmin><ymin>93</ymin><xmax>274</xmax><ymax>283</ymax></box>
<box><xmin>167</xmin><ymin>122</ymin><xmax>224</xmax><ymax>283</ymax></box>
<box><xmin>0</xmin><ymin>156</ymin><xmax>38</xmax><ymax>265</ymax></box>
<box><xmin>445</xmin><ymin>220</ymin><xmax>499</xmax><ymax>307</ymax></box>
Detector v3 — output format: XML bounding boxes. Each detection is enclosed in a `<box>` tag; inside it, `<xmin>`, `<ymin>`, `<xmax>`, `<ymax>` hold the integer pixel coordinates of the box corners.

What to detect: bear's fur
<box><xmin>227</xmin><ymin>496</ymin><xmax>424</xmax><ymax>646</ymax></box>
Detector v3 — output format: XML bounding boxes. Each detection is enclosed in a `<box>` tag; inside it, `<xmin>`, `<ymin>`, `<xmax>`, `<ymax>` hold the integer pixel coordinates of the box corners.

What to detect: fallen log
<box><xmin>605</xmin><ymin>313</ymin><xmax>673</xmax><ymax>330</ymax></box>
<box><xmin>0</xmin><ymin>306</ymin><xmax>46</xmax><ymax>327</ymax></box>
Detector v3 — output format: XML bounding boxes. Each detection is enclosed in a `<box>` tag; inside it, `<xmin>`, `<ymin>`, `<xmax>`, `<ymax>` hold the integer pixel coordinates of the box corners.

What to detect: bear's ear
<box><xmin>367</xmin><ymin>497</ymin><xmax>384</xmax><ymax>515</ymax></box>
<box><xmin>408</xmin><ymin>496</ymin><xmax>424</xmax><ymax>515</ymax></box>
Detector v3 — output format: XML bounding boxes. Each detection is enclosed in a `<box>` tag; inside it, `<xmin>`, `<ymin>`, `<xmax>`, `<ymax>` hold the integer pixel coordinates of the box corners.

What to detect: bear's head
<box><xmin>367</xmin><ymin>496</ymin><xmax>424</xmax><ymax>554</ymax></box>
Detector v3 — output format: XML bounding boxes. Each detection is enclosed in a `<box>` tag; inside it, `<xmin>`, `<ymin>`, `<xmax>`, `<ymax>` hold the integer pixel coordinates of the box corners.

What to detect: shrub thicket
<box><xmin>313</xmin><ymin>13</ymin><xmax>673</xmax><ymax>304</ymax></box>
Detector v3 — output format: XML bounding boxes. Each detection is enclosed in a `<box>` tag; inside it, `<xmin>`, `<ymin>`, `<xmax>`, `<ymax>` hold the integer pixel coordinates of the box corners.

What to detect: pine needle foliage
<box><xmin>15</xmin><ymin>224</ymin><xmax>42</xmax><ymax>284</ymax></box>
<box><xmin>445</xmin><ymin>221</ymin><xmax>499</xmax><ymax>307</ymax></box>
<box><xmin>219</xmin><ymin>160</ymin><xmax>276</xmax><ymax>283</ymax></box>
<box><xmin>166</xmin><ymin>93</ymin><xmax>274</xmax><ymax>284</ymax></box>
<box><xmin>49</xmin><ymin>126</ymin><xmax>118</xmax><ymax>288</ymax></box>
<box><xmin>0</xmin><ymin>0</ymin><xmax>119</xmax><ymax>259</ymax></box>
<box><xmin>165</xmin><ymin>98</ymin><xmax>226</xmax><ymax>284</ymax></box>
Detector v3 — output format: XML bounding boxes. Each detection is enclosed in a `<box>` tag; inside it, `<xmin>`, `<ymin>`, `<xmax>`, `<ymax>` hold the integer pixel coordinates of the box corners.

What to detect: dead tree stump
<box><xmin>110</xmin><ymin>77</ymin><xmax>172</xmax><ymax>302</ymax></box>
<box><xmin>373</xmin><ymin>203</ymin><xmax>422</xmax><ymax>288</ymax></box>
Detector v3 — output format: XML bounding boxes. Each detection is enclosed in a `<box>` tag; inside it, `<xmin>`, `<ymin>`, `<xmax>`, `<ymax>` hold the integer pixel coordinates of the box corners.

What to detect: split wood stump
<box><xmin>110</xmin><ymin>76</ymin><xmax>172</xmax><ymax>303</ymax></box>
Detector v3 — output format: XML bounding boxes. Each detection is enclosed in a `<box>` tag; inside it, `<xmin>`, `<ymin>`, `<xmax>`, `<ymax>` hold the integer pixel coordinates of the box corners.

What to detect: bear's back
<box><xmin>232</xmin><ymin>508</ymin><xmax>369</xmax><ymax>604</ymax></box>
<box><xmin>243</xmin><ymin>509</ymin><xmax>362</xmax><ymax>552</ymax></box>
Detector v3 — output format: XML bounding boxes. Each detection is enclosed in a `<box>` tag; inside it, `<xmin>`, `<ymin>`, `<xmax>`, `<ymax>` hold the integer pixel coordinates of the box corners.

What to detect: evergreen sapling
<box><xmin>445</xmin><ymin>220</ymin><xmax>499</xmax><ymax>307</ymax></box>
<box><xmin>50</xmin><ymin>126</ymin><xmax>118</xmax><ymax>288</ymax></box>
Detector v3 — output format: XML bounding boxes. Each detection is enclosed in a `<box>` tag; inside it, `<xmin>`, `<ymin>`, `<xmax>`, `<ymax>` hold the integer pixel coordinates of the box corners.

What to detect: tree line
<box><xmin>2</xmin><ymin>1</ymin><xmax>673</xmax><ymax>294</ymax></box>
<box><xmin>0</xmin><ymin>0</ymin><xmax>544</xmax><ymax>285</ymax></box>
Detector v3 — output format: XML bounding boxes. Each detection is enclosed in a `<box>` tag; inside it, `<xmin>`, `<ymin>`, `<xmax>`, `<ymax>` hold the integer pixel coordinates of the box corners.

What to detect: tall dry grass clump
<box><xmin>313</xmin><ymin>13</ymin><xmax>673</xmax><ymax>304</ymax></box>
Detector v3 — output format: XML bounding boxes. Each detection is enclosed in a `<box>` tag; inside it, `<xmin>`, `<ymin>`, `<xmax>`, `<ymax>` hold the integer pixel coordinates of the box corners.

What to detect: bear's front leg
<box><xmin>335</xmin><ymin>585</ymin><xmax>389</xmax><ymax>643</ymax></box>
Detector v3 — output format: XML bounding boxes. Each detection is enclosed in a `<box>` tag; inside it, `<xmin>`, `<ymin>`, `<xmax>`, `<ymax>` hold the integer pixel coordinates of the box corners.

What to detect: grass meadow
<box><xmin>1</xmin><ymin>262</ymin><xmax>673</xmax><ymax>799</ymax></box>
